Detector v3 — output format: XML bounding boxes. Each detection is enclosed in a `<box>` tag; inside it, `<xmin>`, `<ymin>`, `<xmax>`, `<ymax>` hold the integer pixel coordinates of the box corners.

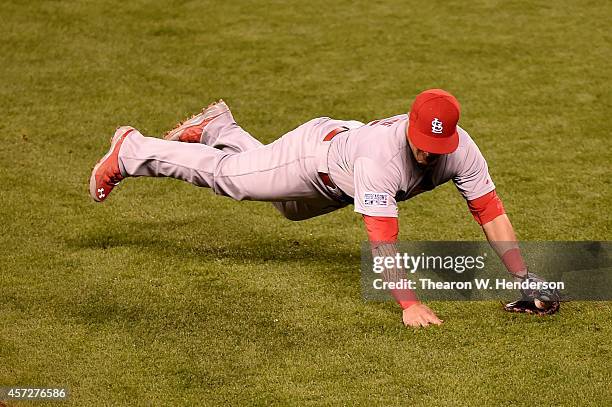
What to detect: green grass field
<box><xmin>1</xmin><ymin>0</ymin><xmax>611</xmax><ymax>405</ymax></box>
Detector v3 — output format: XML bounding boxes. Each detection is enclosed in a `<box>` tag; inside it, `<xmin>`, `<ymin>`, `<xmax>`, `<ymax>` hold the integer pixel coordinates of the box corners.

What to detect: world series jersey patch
<box><xmin>363</xmin><ymin>192</ymin><xmax>389</xmax><ymax>207</ymax></box>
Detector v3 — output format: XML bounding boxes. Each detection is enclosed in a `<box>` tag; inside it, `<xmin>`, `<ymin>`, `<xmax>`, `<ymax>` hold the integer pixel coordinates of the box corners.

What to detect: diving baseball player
<box><xmin>89</xmin><ymin>89</ymin><xmax>560</xmax><ymax>328</ymax></box>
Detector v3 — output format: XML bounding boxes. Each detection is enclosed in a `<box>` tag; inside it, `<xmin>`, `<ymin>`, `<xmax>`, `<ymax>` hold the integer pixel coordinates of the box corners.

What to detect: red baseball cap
<box><xmin>408</xmin><ymin>89</ymin><xmax>461</xmax><ymax>154</ymax></box>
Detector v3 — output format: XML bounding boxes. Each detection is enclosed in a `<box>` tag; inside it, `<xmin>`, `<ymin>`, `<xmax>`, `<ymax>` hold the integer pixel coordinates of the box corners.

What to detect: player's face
<box><xmin>413</xmin><ymin>149</ymin><xmax>440</xmax><ymax>167</ymax></box>
<box><xmin>408</xmin><ymin>138</ymin><xmax>441</xmax><ymax>167</ymax></box>
<box><xmin>408</xmin><ymin>137</ymin><xmax>441</xmax><ymax>168</ymax></box>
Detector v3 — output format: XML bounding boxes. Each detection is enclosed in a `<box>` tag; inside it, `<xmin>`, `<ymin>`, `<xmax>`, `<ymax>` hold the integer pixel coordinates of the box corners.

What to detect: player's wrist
<box><xmin>399</xmin><ymin>300</ymin><xmax>420</xmax><ymax>310</ymax></box>
<box><xmin>501</xmin><ymin>247</ymin><xmax>527</xmax><ymax>277</ymax></box>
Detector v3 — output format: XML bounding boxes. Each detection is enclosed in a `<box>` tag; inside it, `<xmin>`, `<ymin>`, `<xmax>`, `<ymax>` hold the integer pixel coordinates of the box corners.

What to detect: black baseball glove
<box><xmin>503</xmin><ymin>299</ymin><xmax>560</xmax><ymax>315</ymax></box>
<box><xmin>503</xmin><ymin>272</ymin><xmax>561</xmax><ymax>315</ymax></box>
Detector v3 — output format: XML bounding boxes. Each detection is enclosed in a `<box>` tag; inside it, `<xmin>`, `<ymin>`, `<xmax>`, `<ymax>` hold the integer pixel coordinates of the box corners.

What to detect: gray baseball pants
<box><xmin>117</xmin><ymin>110</ymin><xmax>351</xmax><ymax>220</ymax></box>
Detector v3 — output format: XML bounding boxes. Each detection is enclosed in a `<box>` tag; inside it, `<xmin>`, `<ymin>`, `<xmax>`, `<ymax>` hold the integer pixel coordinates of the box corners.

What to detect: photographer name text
<box><xmin>372</xmin><ymin>278</ymin><xmax>565</xmax><ymax>291</ymax></box>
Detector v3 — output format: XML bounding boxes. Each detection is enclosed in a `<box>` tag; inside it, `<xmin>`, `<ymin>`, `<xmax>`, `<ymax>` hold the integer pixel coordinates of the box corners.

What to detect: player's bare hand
<box><xmin>402</xmin><ymin>303</ymin><xmax>443</xmax><ymax>328</ymax></box>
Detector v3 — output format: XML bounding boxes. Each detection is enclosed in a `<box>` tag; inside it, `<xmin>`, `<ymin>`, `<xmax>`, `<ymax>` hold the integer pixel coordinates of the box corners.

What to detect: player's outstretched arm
<box><xmin>481</xmin><ymin>213</ymin><xmax>527</xmax><ymax>276</ymax></box>
<box><xmin>469</xmin><ymin>192</ymin><xmax>560</xmax><ymax>314</ymax></box>
<box><xmin>363</xmin><ymin>215</ymin><xmax>443</xmax><ymax>328</ymax></box>
<box><xmin>467</xmin><ymin>190</ymin><xmax>527</xmax><ymax>276</ymax></box>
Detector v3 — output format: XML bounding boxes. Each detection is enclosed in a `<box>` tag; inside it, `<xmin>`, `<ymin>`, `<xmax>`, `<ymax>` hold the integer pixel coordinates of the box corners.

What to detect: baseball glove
<box><xmin>503</xmin><ymin>272</ymin><xmax>561</xmax><ymax>315</ymax></box>
<box><xmin>503</xmin><ymin>298</ymin><xmax>560</xmax><ymax>315</ymax></box>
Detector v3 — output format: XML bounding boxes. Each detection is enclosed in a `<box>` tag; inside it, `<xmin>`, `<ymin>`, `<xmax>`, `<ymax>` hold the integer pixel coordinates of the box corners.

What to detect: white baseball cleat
<box><xmin>164</xmin><ymin>100</ymin><xmax>230</xmax><ymax>143</ymax></box>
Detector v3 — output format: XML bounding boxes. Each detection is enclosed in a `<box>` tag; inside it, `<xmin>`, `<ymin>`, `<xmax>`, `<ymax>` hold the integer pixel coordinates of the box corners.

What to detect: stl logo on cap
<box><xmin>408</xmin><ymin>89</ymin><xmax>461</xmax><ymax>154</ymax></box>
<box><xmin>431</xmin><ymin>118</ymin><xmax>443</xmax><ymax>134</ymax></box>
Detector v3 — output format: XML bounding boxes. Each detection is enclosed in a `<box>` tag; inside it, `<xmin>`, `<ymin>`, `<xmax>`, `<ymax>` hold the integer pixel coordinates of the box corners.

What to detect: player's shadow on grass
<box><xmin>67</xmin><ymin>218</ymin><xmax>358</xmax><ymax>268</ymax></box>
<box><xmin>62</xmin><ymin>217</ymin><xmax>367</xmax><ymax>336</ymax></box>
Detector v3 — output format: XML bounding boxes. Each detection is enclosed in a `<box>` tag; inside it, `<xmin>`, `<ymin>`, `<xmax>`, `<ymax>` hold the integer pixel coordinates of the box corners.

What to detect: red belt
<box><xmin>318</xmin><ymin>127</ymin><xmax>353</xmax><ymax>204</ymax></box>
<box><xmin>322</xmin><ymin>126</ymin><xmax>348</xmax><ymax>142</ymax></box>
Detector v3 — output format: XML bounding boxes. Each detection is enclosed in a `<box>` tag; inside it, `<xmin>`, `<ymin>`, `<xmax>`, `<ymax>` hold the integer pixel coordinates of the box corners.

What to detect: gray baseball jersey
<box><xmin>327</xmin><ymin>114</ymin><xmax>496</xmax><ymax>218</ymax></box>
<box><xmin>117</xmin><ymin>109</ymin><xmax>494</xmax><ymax>221</ymax></box>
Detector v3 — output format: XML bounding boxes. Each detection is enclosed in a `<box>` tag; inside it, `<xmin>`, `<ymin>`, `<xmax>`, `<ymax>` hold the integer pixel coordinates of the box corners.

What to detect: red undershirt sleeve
<box><xmin>467</xmin><ymin>190</ymin><xmax>506</xmax><ymax>225</ymax></box>
<box><xmin>362</xmin><ymin>215</ymin><xmax>398</xmax><ymax>243</ymax></box>
<box><xmin>362</xmin><ymin>215</ymin><xmax>418</xmax><ymax>309</ymax></box>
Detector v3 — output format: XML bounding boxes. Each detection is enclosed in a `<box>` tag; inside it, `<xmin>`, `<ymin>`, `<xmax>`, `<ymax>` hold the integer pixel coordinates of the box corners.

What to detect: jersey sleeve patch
<box><xmin>363</xmin><ymin>192</ymin><xmax>390</xmax><ymax>207</ymax></box>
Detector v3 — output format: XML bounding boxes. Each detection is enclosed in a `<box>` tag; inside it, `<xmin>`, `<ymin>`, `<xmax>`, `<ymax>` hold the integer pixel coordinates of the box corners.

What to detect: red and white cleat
<box><xmin>164</xmin><ymin>100</ymin><xmax>229</xmax><ymax>143</ymax></box>
<box><xmin>89</xmin><ymin>126</ymin><xmax>135</xmax><ymax>202</ymax></box>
